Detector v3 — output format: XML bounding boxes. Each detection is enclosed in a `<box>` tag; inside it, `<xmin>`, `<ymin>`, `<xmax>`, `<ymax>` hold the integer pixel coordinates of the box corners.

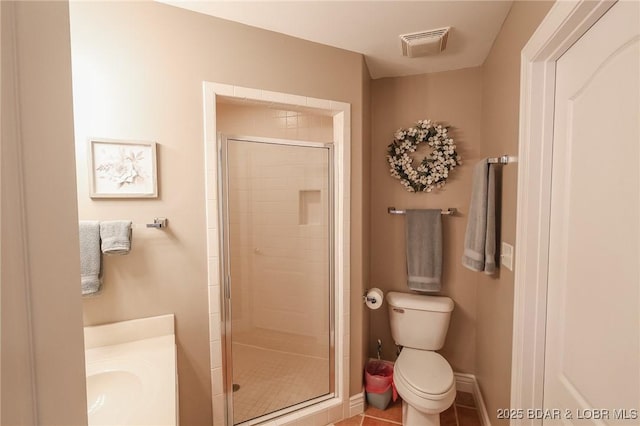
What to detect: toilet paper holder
<box><xmin>363</xmin><ymin>288</ymin><xmax>384</xmax><ymax>310</ymax></box>
<box><xmin>363</xmin><ymin>291</ymin><xmax>379</xmax><ymax>305</ymax></box>
<box><xmin>362</xmin><ymin>293</ymin><xmax>378</xmax><ymax>303</ymax></box>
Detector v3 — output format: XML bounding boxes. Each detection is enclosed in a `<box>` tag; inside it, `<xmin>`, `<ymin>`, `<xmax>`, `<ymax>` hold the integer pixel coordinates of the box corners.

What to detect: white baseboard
<box><xmin>455</xmin><ymin>373</ymin><xmax>492</xmax><ymax>426</ymax></box>
<box><xmin>349</xmin><ymin>391</ymin><xmax>365</xmax><ymax>417</ymax></box>
<box><xmin>454</xmin><ymin>372</ymin><xmax>476</xmax><ymax>393</ymax></box>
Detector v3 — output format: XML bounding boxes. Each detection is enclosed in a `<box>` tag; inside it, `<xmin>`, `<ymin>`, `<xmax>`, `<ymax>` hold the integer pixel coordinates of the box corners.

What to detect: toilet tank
<box><xmin>387</xmin><ymin>292</ymin><xmax>454</xmax><ymax>350</ymax></box>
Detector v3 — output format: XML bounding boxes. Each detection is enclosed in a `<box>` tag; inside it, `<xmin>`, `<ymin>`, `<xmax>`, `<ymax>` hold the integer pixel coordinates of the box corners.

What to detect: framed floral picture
<box><xmin>88</xmin><ymin>139</ymin><xmax>158</xmax><ymax>198</ymax></box>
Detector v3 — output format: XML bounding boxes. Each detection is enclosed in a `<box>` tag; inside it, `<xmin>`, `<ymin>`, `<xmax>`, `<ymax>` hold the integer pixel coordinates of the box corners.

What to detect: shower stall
<box><xmin>219</xmin><ymin>135</ymin><xmax>335</xmax><ymax>425</ymax></box>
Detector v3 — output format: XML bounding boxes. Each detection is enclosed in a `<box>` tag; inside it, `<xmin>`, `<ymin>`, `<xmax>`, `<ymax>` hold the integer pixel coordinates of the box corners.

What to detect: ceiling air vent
<box><xmin>399</xmin><ymin>27</ymin><xmax>450</xmax><ymax>58</ymax></box>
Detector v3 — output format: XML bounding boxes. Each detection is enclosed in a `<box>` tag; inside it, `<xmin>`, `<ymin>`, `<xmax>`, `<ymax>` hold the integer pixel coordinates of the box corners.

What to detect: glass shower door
<box><xmin>221</xmin><ymin>135</ymin><xmax>334</xmax><ymax>425</ymax></box>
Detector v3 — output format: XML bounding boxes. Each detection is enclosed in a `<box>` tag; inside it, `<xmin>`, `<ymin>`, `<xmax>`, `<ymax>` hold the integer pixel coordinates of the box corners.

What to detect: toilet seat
<box><xmin>394</xmin><ymin>348</ymin><xmax>455</xmax><ymax>401</ymax></box>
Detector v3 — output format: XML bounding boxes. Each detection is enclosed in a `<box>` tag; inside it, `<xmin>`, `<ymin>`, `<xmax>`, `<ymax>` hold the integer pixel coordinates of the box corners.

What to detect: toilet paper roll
<box><xmin>365</xmin><ymin>288</ymin><xmax>384</xmax><ymax>310</ymax></box>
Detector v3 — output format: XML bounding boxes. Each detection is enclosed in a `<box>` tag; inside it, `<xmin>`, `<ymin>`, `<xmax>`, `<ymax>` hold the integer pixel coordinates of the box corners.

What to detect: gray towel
<box><xmin>100</xmin><ymin>220</ymin><xmax>131</xmax><ymax>254</ymax></box>
<box><xmin>462</xmin><ymin>159</ymin><xmax>496</xmax><ymax>274</ymax></box>
<box><xmin>100</xmin><ymin>220</ymin><xmax>132</xmax><ymax>255</ymax></box>
<box><xmin>79</xmin><ymin>221</ymin><xmax>102</xmax><ymax>295</ymax></box>
<box><xmin>406</xmin><ymin>209</ymin><xmax>443</xmax><ymax>292</ymax></box>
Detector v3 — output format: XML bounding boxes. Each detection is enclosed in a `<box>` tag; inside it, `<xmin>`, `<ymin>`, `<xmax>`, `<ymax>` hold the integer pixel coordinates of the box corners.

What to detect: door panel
<box><xmin>223</xmin><ymin>137</ymin><xmax>333</xmax><ymax>425</ymax></box>
<box><xmin>545</xmin><ymin>1</ymin><xmax>640</xmax><ymax>423</ymax></box>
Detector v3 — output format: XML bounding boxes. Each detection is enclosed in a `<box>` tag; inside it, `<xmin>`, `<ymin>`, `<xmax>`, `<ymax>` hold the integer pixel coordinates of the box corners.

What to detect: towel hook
<box><xmin>146</xmin><ymin>218</ymin><xmax>168</xmax><ymax>229</ymax></box>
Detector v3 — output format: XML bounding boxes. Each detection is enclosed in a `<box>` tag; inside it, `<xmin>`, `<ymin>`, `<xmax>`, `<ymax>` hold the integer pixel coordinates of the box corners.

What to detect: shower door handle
<box><xmin>225</xmin><ymin>274</ymin><xmax>231</xmax><ymax>300</ymax></box>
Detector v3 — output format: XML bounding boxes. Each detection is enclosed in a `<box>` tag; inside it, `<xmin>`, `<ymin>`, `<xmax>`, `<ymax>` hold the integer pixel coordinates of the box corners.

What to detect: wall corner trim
<box><xmin>454</xmin><ymin>373</ymin><xmax>492</xmax><ymax>426</ymax></box>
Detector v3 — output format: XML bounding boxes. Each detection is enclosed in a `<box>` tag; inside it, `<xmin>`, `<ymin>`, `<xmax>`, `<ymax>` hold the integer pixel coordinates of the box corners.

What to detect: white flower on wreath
<box><xmin>386</xmin><ymin>119</ymin><xmax>462</xmax><ymax>193</ymax></box>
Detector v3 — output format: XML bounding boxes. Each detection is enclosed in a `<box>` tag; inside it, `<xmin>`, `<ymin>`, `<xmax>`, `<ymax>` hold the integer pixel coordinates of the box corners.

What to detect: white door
<box><xmin>544</xmin><ymin>1</ymin><xmax>640</xmax><ymax>424</ymax></box>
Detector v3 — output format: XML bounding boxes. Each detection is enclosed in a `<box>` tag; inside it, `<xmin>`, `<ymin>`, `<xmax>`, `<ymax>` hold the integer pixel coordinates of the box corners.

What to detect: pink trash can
<box><xmin>364</xmin><ymin>359</ymin><xmax>397</xmax><ymax>410</ymax></box>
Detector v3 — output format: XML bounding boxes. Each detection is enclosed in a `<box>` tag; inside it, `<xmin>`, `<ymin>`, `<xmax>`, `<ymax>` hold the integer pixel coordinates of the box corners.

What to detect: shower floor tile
<box><xmin>232</xmin><ymin>342</ymin><xmax>330</xmax><ymax>424</ymax></box>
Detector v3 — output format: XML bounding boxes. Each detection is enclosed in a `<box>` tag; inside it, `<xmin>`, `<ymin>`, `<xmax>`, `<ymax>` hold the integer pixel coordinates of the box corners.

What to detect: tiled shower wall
<box><xmin>219</xmin><ymin>102</ymin><xmax>332</xmax><ymax>344</ymax></box>
<box><xmin>217</xmin><ymin>103</ymin><xmax>333</xmax><ymax>143</ymax></box>
<box><xmin>227</xmin><ymin>141</ymin><xmax>330</xmax><ymax>344</ymax></box>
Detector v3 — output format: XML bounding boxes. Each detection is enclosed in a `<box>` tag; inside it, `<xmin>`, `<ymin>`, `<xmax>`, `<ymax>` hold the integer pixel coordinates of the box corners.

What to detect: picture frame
<box><xmin>88</xmin><ymin>138</ymin><xmax>158</xmax><ymax>198</ymax></box>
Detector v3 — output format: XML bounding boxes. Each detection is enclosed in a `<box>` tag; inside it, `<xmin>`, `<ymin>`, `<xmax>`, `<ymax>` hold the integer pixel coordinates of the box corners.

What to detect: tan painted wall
<box><xmin>69</xmin><ymin>2</ymin><xmax>367</xmax><ymax>424</ymax></box>
<box><xmin>0</xmin><ymin>4</ymin><xmax>35</xmax><ymax>422</ymax></box>
<box><xmin>1</xmin><ymin>1</ymin><xmax>87</xmax><ymax>424</ymax></box>
<box><xmin>370</xmin><ymin>68</ymin><xmax>483</xmax><ymax>373</ymax></box>
<box><xmin>359</xmin><ymin>57</ymin><xmax>372</xmax><ymax>392</ymax></box>
<box><xmin>476</xmin><ymin>2</ymin><xmax>553</xmax><ymax>423</ymax></box>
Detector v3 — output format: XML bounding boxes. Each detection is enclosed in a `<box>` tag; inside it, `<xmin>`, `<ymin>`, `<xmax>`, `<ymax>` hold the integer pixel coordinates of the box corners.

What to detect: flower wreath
<box><xmin>387</xmin><ymin>119</ymin><xmax>462</xmax><ymax>192</ymax></box>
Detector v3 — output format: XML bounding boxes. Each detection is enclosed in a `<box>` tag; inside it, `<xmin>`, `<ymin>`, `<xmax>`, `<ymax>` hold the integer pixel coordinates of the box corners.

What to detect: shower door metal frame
<box><xmin>218</xmin><ymin>133</ymin><xmax>336</xmax><ymax>426</ymax></box>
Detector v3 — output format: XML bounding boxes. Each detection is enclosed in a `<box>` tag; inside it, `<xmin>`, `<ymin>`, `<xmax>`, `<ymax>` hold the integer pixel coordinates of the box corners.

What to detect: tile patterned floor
<box><xmin>333</xmin><ymin>391</ymin><xmax>482</xmax><ymax>426</ymax></box>
<box><xmin>232</xmin><ymin>343</ymin><xmax>330</xmax><ymax>424</ymax></box>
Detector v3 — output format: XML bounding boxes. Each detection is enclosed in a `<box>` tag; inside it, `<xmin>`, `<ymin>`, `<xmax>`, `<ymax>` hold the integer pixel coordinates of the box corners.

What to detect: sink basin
<box><xmin>84</xmin><ymin>315</ymin><xmax>177</xmax><ymax>426</ymax></box>
<box><xmin>87</xmin><ymin>371</ymin><xmax>143</xmax><ymax>425</ymax></box>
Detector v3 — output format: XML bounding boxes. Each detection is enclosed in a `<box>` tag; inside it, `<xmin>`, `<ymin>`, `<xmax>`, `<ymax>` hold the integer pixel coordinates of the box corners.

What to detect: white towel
<box><xmin>100</xmin><ymin>220</ymin><xmax>132</xmax><ymax>255</ymax></box>
<box><xmin>462</xmin><ymin>159</ymin><xmax>496</xmax><ymax>274</ymax></box>
<box><xmin>406</xmin><ymin>209</ymin><xmax>443</xmax><ymax>292</ymax></box>
<box><xmin>79</xmin><ymin>221</ymin><xmax>102</xmax><ymax>295</ymax></box>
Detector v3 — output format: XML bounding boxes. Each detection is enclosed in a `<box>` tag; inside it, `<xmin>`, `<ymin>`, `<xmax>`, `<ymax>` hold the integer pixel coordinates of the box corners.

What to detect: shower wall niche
<box><xmin>299</xmin><ymin>190</ymin><xmax>322</xmax><ymax>225</ymax></box>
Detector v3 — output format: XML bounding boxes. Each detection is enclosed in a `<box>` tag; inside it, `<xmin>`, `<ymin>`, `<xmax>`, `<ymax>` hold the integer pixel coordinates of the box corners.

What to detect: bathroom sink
<box><xmin>84</xmin><ymin>314</ymin><xmax>177</xmax><ymax>426</ymax></box>
<box><xmin>86</xmin><ymin>371</ymin><xmax>143</xmax><ymax>425</ymax></box>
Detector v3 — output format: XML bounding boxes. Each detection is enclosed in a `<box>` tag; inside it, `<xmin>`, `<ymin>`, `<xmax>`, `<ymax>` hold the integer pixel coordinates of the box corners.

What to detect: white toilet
<box><xmin>387</xmin><ymin>291</ymin><xmax>455</xmax><ymax>426</ymax></box>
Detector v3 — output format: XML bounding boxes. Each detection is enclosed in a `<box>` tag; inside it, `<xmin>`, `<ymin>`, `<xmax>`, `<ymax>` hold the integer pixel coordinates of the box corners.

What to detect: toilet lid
<box><xmin>394</xmin><ymin>348</ymin><xmax>454</xmax><ymax>396</ymax></box>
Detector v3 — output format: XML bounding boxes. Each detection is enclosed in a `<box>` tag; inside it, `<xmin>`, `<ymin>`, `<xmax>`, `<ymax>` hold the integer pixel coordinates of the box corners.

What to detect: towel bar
<box><xmin>488</xmin><ymin>155</ymin><xmax>513</xmax><ymax>164</ymax></box>
<box><xmin>388</xmin><ymin>207</ymin><xmax>457</xmax><ymax>216</ymax></box>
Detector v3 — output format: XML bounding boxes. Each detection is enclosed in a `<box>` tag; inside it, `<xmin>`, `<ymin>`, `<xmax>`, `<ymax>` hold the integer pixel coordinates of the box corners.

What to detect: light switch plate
<box><xmin>501</xmin><ymin>242</ymin><xmax>514</xmax><ymax>271</ymax></box>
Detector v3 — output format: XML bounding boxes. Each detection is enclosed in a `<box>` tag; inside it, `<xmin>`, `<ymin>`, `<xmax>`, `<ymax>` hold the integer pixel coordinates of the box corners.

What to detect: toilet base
<box><xmin>402</xmin><ymin>400</ymin><xmax>440</xmax><ymax>426</ymax></box>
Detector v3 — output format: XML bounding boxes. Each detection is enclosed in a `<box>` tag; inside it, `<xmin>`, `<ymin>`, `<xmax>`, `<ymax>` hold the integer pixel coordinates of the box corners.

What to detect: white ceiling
<box><xmin>158</xmin><ymin>1</ymin><xmax>513</xmax><ymax>79</ymax></box>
